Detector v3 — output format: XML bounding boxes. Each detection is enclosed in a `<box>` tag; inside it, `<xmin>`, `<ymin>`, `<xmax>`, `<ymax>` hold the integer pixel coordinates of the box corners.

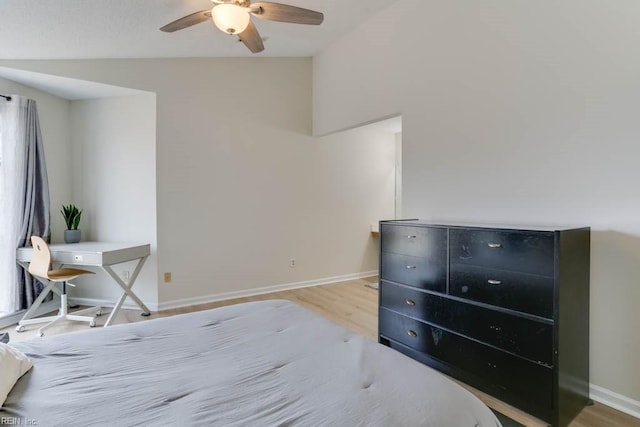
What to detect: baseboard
<box><xmin>71</xmin><ymin>270</ymin><xmax>378</xmax><ymax>314</ymax></box>
<box><xmin>69</xmin><ymin>297</ymin><xmax>160</xmax><ymax>312</ymax></box>
<box><xmin>157</xmin><ymin>270</ymin><xmax>378</xmax><ymax>311</ymax></box>
<box><xmin>590</xmin><ymin>383</ymin><xmax>640</xmax><ymax>420</ymax></box>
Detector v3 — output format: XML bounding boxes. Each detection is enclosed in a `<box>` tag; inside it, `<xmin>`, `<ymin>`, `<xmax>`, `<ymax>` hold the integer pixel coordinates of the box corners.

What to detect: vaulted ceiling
<box><xmin>1</xmin><ymin>0</ymin><xmax>396</xmax><ymax>59</ymax></box>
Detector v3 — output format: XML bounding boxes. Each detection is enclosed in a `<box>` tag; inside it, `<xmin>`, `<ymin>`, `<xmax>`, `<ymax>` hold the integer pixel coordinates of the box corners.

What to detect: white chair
<box><xmin>16</xmin><ymin>236</ymin><xmax>102</xmax><ymax>337</ymax></box>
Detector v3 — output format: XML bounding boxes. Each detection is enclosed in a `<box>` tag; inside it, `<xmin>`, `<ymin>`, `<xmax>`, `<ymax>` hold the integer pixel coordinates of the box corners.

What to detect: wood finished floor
<box><xmin>3</xmin><ymin>277</ymin><xmax>639</xmax><ymax>427</ymax></box>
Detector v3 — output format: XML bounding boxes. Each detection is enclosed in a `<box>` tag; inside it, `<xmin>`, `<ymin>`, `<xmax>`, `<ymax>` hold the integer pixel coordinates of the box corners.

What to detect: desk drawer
<box><xmin>450</xmin><ymin>229</ymin><xmax>554</xmax><ymax>276</ymax></box>
<box><xmin>380</xmin><ymin>253</ymin><xmax>446</xmax><ymax>293</ymax></box>
<box><xmin>450</xmin><ymin>264</ymin><xmax>554</xmax><ymax>318</ymax></box>
<box><xmin>379</xmin><ymin>308</ymin><xmax>552</xmax><ymax>420</ymax></box>
<box><xmin>380</xmin><ymin>281</ymin><xmax>553</xmax><ymax>364</ymax></box>
<box><xmin>381</xmin><ymin>224</ymin><xmax>447</xmax><ymax>259</ymax></box>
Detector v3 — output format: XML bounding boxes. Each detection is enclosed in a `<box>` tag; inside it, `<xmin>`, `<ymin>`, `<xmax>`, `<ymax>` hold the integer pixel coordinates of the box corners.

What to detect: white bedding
<box><xmin>1</xmin><ymin>300</ymin><xmax>500</xmax><ymax>426</ymax></box>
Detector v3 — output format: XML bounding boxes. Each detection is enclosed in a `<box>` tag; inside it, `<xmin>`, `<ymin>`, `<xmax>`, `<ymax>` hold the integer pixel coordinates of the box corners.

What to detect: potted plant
<box><xmin>61</xmin><ymin>204</ymin><xmax>83</xmax><ymax>243</ymax></box>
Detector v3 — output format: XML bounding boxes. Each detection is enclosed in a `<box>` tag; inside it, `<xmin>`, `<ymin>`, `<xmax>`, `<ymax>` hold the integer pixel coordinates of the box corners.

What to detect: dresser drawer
<box><xmin>450</xmin><ymin>229</ymin><xmax>555</xmax><ymax>276</ymax></box>
<box><xmin>380</xmin><ymin>281</ymin><xmax>553</xmax><ymax>364</ymax></box>
<box><xmin>450</xmin><ymin>264</ymin><xmax>554</xmax><ymax>318</ymax></box>
<box><xmin>379</xmin><ymin>308</ymin><xmax>553</xmax><ymax>420</ymax></box>
<box><xmin>379</xmin><ymin>307</ymin><xmax>458</xmax><ymax>360</ymax></box>
<box><xmin>380</xmin><ymin>281</ymin><xmax>448</xmax><ymax>322</ymax></box>
<box><xmin>381</xmin><ymin>224</ymin><xmax>447</xmax><ymax>259</ymax></box>
<box><xmin>380</xmin><ymin>253</ymin><xmax>446</xmax><ymax>292</ymax></box>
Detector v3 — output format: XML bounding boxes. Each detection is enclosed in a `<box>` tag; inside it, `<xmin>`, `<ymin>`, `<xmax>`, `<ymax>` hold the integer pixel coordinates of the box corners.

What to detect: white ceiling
<box><xmin>0</xmin><ymin>67</ymin><xmax>149</xmax><ymax>100</ymax></box>
<box><xmin>364</xmin><ymin>116</ymin><xmax>402</xmax><ymax>134</ymax></box>
<box><xmin>0</xmin><ymin>0</ymin><xmax>396</xmax><ymax>59</ymax></box>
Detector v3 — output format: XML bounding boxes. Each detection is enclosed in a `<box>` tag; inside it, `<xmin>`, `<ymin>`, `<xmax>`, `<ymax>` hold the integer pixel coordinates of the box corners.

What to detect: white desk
<box><xmin>16</xmin><ymin>242</ymin><xmax>151</xmax><ymax>327</ymax></box>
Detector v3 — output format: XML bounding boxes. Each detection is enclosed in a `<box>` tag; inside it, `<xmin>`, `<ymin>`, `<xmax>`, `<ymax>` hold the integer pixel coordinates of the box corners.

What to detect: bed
<box><xmin>1</xmin><ymin>300</ymin><xmax>501</xmax><ymax>426</ymax></box>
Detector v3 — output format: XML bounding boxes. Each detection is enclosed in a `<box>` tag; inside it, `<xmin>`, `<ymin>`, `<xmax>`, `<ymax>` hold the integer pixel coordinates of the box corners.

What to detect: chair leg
<box><xmin>18</xmin><ymin>280</ymin><xmax>100</xmax><ymax>336</ymax></box>
<box><xmin>60</xmin><ymin>281</ymin><xmax>68</xmax><ymax>316</ymax></box>
<box><xmin>66</xmin><ymin>314</ymin><xmax>97</xmax><ymax>327</ymax></box>
<box><xmin>37</xmin><ymin>316</ymin><xmax>67</xmax><ymax>337</ymax></box>
<box><xmin>16</xmin><ymin>314</ymin><xmax>61</xmax><ymax>331</ymax></box>
<box><xmin>71</xmin><ymin>306</ymin><xmax>102</xmax><ymax>316</ymax></box>
<box><xmin>16</xmin><ymin>282</ymin><xmax>59</xmax><ymax>332</ymax></box>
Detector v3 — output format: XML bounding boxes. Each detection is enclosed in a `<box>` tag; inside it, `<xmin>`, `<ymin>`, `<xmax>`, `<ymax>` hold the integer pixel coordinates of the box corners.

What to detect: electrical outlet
<box><xmin>289</xmin><ymin>259</ymin><xmax>296</xmax><ymax>268</ymax></box>
<box><xmin>164</xmin><ymin>272</ymin><xmax>172</xmax><ymax>283</ymax></box>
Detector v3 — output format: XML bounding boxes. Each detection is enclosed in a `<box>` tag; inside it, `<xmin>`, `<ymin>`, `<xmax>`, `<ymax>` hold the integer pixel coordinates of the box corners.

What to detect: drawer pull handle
<box><xmin>406</xmin><ymin>235</ymin><xmax>417</xmax><ymax>239</ymax></box>
<box><xmin>487</xmin><ymin>279</ymin><xmax>502</xmax><ymax>285</ymax></box>
<box><xmin>407</xmin><ymin>330</ymin><xmax>417</xmax><ymax>337</ymax></box>
<box><xmin>489</xmin><ymin>325</ymin><xmax>502</xmax><ymax>332</ymax></box>
<box><xmin>406</xmin><ymin>265</ymin><xmax>417</xmax><ymax>269</ymax></box>
<box><xmin>405</xmin><ymin>299</ymin><xmax>416</xmax><ymax>306</ymax></box>
<box><xmin>487</xmin><ymin>243</ymin><xmax>502</xmax><ymax>248</ymax></box>
<box><xmin>487</xmin><ymin>362</ymin><xmax>498</xmax><ymax>369</ymax></box>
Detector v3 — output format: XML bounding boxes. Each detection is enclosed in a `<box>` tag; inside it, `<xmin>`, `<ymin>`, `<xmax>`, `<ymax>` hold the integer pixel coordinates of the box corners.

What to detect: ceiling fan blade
<box><xmin>250</xmin><ymin>2</ymin><xmax>324</xmax><ymax>25</ymax></box>
<box><xmin>160</xmin><ymin>10</ymin><xmax>212</xmax><ymax>32</ymax></box>
<box><xmin>238</xmin><ymin>21</ymin><xmax>265</xmax><ymax>53</ymax></box>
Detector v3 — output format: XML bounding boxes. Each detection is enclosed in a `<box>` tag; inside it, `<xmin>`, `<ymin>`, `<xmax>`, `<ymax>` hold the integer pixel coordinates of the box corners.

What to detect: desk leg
<box><xmin>17</xmin><ymin>281</ymin><xmax>57</xmax><ymax>326</ymax></box>
<box><xmin>102</xmin><ymin>256</ymin><xmax>151</xmax><ymax>327</ymax></box>
<box><xmin>16</xmin><ymin>261</ymin><xmax>60</xmax><ymax>324</ymax></box>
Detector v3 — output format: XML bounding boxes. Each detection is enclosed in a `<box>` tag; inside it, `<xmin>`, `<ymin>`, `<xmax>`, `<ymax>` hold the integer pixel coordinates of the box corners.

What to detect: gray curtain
<box><xmin>15</xmin><ymin>98</ymin><xmax>51</xmax><ymax>310</ymax></box>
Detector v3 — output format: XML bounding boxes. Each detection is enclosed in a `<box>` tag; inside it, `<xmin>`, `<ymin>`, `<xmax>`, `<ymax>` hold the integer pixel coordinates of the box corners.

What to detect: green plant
<box><xmin>61</xmin><ymin>204</ymin><xmax>83</xmax><ymax>230</ymax></box>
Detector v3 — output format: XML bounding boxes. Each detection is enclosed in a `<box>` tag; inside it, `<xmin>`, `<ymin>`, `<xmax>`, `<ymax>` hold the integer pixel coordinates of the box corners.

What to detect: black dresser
<box><xmin>378</xmin><ymin>220</ymin><xmax>590</xmax><ymax>426</ymax></box>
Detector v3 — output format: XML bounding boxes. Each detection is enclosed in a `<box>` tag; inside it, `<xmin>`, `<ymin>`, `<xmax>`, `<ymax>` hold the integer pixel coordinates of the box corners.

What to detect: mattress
<box><xmin>1</xmin><ymin>300</ymin><xmax>501</xmax><ymax>426</ymax></box>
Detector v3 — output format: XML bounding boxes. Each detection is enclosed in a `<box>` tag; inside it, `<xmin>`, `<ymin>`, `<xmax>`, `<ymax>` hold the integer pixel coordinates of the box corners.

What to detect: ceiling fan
<box><xmin>160</xmin><ymin>0</ymin><xmax>324</xmax><ymax>54</ymax></box>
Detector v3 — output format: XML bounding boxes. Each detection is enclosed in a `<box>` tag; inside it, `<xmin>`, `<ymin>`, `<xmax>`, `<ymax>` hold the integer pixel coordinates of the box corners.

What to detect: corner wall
<box><xmin>0</xmin><ymin>58</ymin><xmax>395</xmax><ymax>311</ymax></box>
<box><xmin>313</xmin><ymin>0</ymin><xmax>640</xmax><ymax>413</ymax></box>
<box><xmin>69</xmin><ymin>95</ymin><xmax>158</xmax><ymax>305</ymax></box>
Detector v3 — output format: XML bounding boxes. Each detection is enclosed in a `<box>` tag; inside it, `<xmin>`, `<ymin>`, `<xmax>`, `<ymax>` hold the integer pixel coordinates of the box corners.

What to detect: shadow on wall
<box><xmin>361</xmin><ymin>233</ymin><xmax>379</xmax><ymax>273</ymax></box>
<box><xmin>589</xmin><ymin>230</ymin><xmax>640</xmax><ymax>396</ymax></box>
<box><xmin>591</xmin><ymin>230</ymin><xmax>640</xmax><ymax>310</ymax></box>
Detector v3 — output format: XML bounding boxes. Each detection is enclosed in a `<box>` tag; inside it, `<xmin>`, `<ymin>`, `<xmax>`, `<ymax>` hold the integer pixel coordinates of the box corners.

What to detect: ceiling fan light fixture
<box><xmin>211</xmin><ymin>4</ymin><xmax>250</xmax><ymax>35</ymax></box>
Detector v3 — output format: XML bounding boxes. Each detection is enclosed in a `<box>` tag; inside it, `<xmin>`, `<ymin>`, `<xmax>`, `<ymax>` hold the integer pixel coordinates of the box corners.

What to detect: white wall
<box><xmin>313</xmin><ymin>124</ymin><xmax>396</xmax><ymax>276</ymax></box>
<box><xmin>69</xmin><ymin>95</ymin><xmax>158</xmax><ymax>305</ymax></box>
<box><xmin>0</xmin><ymin>58</ymin><xmax>395</xmax><ymax>309</ymax></box>
<box><xmin>0</xmin><ymin>77</ymin><xmax>71</xmax><ymax>243</ymax></box>
<box><xmin>313</xmin><ymin>0</ymin><xmax>640</xmax><ymax>409</ymax></box>
<box><xmin>394</xmin><ymin>132</ymin><xmax>402</xmax><ymax>218</ymax></box>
